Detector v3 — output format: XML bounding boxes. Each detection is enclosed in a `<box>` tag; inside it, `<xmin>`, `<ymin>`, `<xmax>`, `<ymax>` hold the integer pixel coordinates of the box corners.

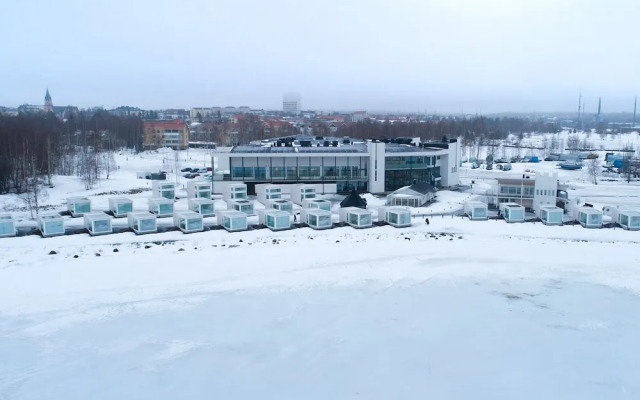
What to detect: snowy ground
<box><xmin>1</xmin><ymin>145</ymin><xmax>640</xmax><ymax>399</ymax></box>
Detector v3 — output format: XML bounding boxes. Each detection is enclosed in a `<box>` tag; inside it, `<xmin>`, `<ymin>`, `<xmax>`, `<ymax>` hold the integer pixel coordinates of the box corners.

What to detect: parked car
<box><xmin>181</xmin><ymin>167</ymin><xmax>192</xmax><ymax>172</ymax></box>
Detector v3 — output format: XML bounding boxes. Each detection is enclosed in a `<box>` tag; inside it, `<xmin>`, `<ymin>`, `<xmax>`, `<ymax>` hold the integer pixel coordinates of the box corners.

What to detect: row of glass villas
<box><xmin>227</xmin><ymin>151</ymin><xmax>445</xmax><ymax>193</ymax></box>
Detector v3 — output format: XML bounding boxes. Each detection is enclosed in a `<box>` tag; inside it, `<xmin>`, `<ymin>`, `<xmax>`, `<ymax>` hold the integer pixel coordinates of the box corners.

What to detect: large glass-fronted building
<box><xmin>215</xmin><ymin>136</ymin><xmax>459</xmax><ymax>194</ymax></box>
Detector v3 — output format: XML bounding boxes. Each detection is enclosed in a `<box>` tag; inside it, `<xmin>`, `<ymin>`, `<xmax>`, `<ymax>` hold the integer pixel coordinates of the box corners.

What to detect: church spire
<box><xmin>44</xmin><ymin>88</ymin><xmax>53</xmax><ymax>113</ymax></box>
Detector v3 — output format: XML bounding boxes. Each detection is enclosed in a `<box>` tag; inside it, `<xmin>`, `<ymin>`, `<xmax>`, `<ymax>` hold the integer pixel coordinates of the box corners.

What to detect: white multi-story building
<box><xmin>213</xmin><ymin>135</ymin><xmax>460</xmax><ymax>194</ymax></box>
<box><xmin>283</xmin><ymin>93</ymin><xmax>301</xmax><ymax>115</ymax></box>
<box><xmin>490</xmin><ymin>172</ymin><xmax>566</xmax><ymax>213</ymax></box>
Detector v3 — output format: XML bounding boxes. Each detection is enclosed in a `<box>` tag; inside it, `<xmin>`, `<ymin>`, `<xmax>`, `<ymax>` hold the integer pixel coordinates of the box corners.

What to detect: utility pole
<box><xmin>634</xmin><ymin>96</ymin><xmax>637</xmax><ymax>127</ymax></box>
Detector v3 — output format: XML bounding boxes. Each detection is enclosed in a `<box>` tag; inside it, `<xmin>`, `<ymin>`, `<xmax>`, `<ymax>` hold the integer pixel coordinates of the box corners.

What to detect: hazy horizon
<box><xmin>2</xmin><ymin>0</ymin><xmax>639</xmax><ymax>114</ymax></box>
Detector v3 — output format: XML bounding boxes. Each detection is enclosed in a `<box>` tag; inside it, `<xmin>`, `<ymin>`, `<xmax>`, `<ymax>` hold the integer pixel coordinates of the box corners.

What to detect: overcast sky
<box><xmin>2</xmin><ymin>0</ymin><xmax>639</xmax><ymax>113</ymax></box>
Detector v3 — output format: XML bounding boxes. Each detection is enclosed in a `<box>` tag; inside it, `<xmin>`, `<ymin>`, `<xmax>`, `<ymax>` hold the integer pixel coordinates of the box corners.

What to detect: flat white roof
<box><xmin>149</xmin><ymin>197</ymin><xmax>174</xmax><ymax>204</ymax></box>
<box><xmin>305</xmin><ymin>208</ymin><xmax>332</xmax><ymax>215</ymax></box>
<box><xmin>579</xmin><ymin>208</ymin><xmax>602</xmax><ymax>214</ymax></box>
<box><xmin>219</xmin><ymin>210</ymin><xmax>246</xmax><ymax>217</ymax></box>
<box><xmin>175</xmin><ymin>211</ymin><xmax>202</xmax><ymax>219</ymax></box>
<box><xmin>129</xmin><ymin>212</ymin><xmax>156</xmax><ymax>218</ymax></box>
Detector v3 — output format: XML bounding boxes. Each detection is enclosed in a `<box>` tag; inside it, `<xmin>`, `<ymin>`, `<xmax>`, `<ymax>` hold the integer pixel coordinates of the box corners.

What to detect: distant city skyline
<box><xmin>2</xmin><ymin>0</ymin><xmax>639</xmax><ymax>113</ymax></box>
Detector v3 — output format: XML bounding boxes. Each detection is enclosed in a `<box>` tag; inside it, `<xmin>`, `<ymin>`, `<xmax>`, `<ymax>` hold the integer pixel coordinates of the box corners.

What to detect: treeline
<box><xmin>0</xmin><ymin>111</ymin><xmax>143</xmax><ymax>194</ymax></box>
<box><xmin>336</xmin><ymin>117</ymin><xmax>559</xmax><ymax>144</ymax></box>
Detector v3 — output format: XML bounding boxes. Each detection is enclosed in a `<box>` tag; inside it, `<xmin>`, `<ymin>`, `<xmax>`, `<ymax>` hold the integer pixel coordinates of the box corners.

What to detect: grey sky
<box><xmin>2</xmin><ymin>0</ymin><xmax>639</xmax><ymax>113</ymax></box>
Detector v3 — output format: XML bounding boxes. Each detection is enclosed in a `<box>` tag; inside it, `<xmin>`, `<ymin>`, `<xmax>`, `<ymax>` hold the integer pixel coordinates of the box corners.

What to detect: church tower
<box><xmin>44</xmin><ymin>88</ymin><xmax>53</xmax><ymax>113</ymax></box>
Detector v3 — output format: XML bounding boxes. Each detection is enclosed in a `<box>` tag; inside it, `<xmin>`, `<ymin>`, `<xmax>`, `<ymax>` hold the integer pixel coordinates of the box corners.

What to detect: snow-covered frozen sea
<box><xmin>1</xmin><ymin>136</ymin><xmax>640</xmax><ymax>399</ymax></box>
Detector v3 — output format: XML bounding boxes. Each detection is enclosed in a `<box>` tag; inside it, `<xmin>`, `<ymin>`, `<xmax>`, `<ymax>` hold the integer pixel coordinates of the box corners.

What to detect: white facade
<box><xmin>367</xmin><ymin>141</ymin><xmax>386</xmax><ymax>193</ymax></box>
<box><xmin>67</xmin><ymin>197</ymin><xmax>91</xmax><ymax>217</ymax></box>
<box><xmin>0</xmin><ymin>214</ymin><xmax>16</xmax><ymax>237</ymax></box>
<box><xmin>83</xmin><ymin>213</ymin><xmax>113</xmax><ymax>236</ymax></box>
<box><xmin>533</xmin><ymin>173</ymin><xmax>558</xmax><ymax>213</ymax></box>
<box><xmin>109</xmin><ymin>197</ymin><xmax>133</xmax><ymax>218</ymax></box>
<box><xmin>128</xmin><ymin>212</ymin><xmax>157</xmax><ymax>234</ymax></box>
<box><xmin>38</xmin><ymin>213</ymin><xmax>65</xmax><ymax>237</ymax></box>
<box><xmin>173</xmin><ymin>211</ymin><xmax>204</xmax><ymax>233</ymax></box>
<box><xmin>148</xmin><ymin>198</ymin><xmax>174</xmax><ymax>217</ymax></box>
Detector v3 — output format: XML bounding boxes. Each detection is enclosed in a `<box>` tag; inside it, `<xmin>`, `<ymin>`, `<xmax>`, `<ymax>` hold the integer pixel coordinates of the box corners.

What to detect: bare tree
<box><xmin>586</xmin><ymin>157</ymin><xmax>600</xmax><ymax>185</ymax></box>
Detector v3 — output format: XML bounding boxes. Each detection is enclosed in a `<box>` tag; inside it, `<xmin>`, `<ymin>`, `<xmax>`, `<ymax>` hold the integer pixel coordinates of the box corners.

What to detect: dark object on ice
<box><xmin>48</xmin><ymin>250</ymin><xmax>57</xmax><ymax>255</ymax></box>
<box><xmin>340</xmin><ymin>189</ymin><xmax>367</xmax><ymax>209</ymax></box>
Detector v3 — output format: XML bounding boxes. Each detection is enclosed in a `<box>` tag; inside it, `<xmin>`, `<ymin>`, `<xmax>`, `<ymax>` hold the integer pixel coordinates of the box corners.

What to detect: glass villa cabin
<box><xmin>577</xmin><ymin>207</ymin><xmax>603</xmax><ymax>228</ymax></box>
<box><xmin>226</xmin><ymin>199</ymin><xmax>254</xmax><ymax>215</ymax></box>
<box><xmin>616</xmin><ymin>210</ymin><xmax>640</xmax><ymax>231</ymax></box>
<box><xmin>222</xmin><ymin>183</ymin><xmax>247</xmax><ymax>201</ymax></box>
<box><xmin>108</xmin><ymin>197</ymin><xmax>133</xmax><ymax>218</ymax></box>
<box><xmin>83</xmin><ymin>213</ymin><xmax>113</xmax><ymax>236</ymax></box>
<box><xmin>266</xmin><ymin>199</ymin><xmax>293</xmax><ymax>214</ymax></box>
<box><xmin>187</xmin><ymin>180</ymin><xmax>212</xmax><ymax>199</ymax></box>
<box><xmin>173</xmin><ymin>211</ymin><xmax>204</xmax><ymax>234</ymax></box>
<box><xmin>258</xmin><ymin>209</ymin><xmax>291</xmax><ymax>231</ymax></box>
<box><xmin>38</xmin><ymin>213</ymin><xmax>65</xmax><ymax>237</ymax></box>
<box><xmin>377</xmin><ymin>206</ymin><xmax>412</xmax><ymax>228</ymax></box>
<box><xmin>291</xmin><ymin>184</ymin><xmax>316</xmax><ymax>205</ymax></box>
<box><xmin>464</xmin><ymin>201</ymin><xmax>488</xmax><ymax>221</ymax></box>
<box><xmin>0</xmin><ymin>214</ymin><xmax>16</xmax><ymax>237</ymax></box>
<box><xmin>216</xmin><ymin>210</ymin><xmax>248</xmax><ymax>232</ymax></box>
<box><xmin>127</xmin><ymin>212</ymin><xmax>158</xmax><ymax>234</ymax></box>
<box><xmin>539</xmin><ymin>206</ymin><xmax>564</xmax><ymax>226</ymax></box>
<box><xmin>339</xmin><ymin>207</ymin><xmax>373</xmax><ymax>228</ymax></box>
<box><xmin>256</xmin><ymin>184</ymin><xmax>282</xmax><ymax>204</ymax></box>
<box><xmin>300</xmin><ymin>208</ymin><xmax>333</xmax><ymax>230</ymax></box>
<box><xmin>499</xmin><ymin>202</ymin><xmax>525</xmax><ymax>223</ymax></box>
<box><xmin>188</xmin><ymin>198</ymin><xmax>215</xmax><ymax>217</ymax></box>
<box><xmin>67</xmin><ymin>197</ymin><xmax>91</xmax><ymax>217</ymax></box>
<box><xmin>151</xmin><ymin>181</ymin><xmax>176</xmax><ymax>200</ymax></box>
<box><xmin>148</xmin><ymin>198</ymin><xmax>174</xmax><ymax>217</ymax></box>
<box><xmin>302</xmin><ymin>198</ymin><xmax>332</xmax><ymax>211</ymax></box>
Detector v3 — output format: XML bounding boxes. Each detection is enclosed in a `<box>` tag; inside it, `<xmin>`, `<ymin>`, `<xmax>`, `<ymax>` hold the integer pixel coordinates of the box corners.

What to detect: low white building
<box><xmin>84</xmin><ymin>213</ymin><xmax>113</xmax><ymax>236</ymax></box>
<box><xmin>222</xmin><ymin>183</ymin><xmax>247</xmax><ymax>201</ymax></box>
<box><xmin>490</xmin><ymin>172</ymin><xmax>562</xmax><ymax>214</ymax></box>
<box><xmin>386</xmin><ymin>183</ymin><xmax>435</xmax><ymax>207</ymax></box>
<box><xmin>173</xmin><ymin>211</ymin><xmax>204</xmax><ymax>234</ymax></box>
